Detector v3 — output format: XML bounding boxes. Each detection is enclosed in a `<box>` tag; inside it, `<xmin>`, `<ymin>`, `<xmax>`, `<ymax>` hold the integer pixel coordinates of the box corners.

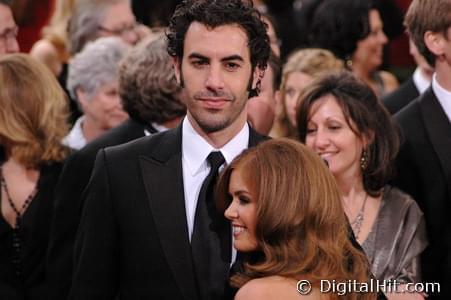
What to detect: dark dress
<box><xmin>0</xmin><ymin>162</ymin><xmax>64</xmax><ymax>299</ymax></box>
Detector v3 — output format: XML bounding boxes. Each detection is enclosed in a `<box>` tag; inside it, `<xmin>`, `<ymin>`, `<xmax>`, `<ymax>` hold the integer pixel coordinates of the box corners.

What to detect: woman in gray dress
<box><xmin>297</xmin><ymin>71</ymin><xmax>427</xmax><ymax>300</ymax></box>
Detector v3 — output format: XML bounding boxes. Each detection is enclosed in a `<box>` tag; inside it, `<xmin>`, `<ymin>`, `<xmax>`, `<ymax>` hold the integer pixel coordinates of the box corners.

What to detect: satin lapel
<box><xmin>419</xmin><ymin>89</ymin><xmax>451</xmax><ymax>198</ymax></box>
<box><xmin>139</xmin><ymin>126</ymin><xmax>198</xmax><ymax>300</ymax></box>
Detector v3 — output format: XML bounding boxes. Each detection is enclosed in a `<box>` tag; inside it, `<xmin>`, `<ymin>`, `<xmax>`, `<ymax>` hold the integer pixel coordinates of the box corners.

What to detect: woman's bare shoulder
<box><xmin>235</xmin><ymin>276</ymin><xmax>323</xmax><ymax>300</ymax></box>
<box><xmin>379</xmin><ymin>70</ymin><xmax>399</xmax><ymax>94</ymax></box>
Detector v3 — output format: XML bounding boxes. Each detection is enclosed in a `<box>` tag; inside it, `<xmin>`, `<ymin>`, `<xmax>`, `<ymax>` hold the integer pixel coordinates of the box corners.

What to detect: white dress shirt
<box><xmin>144</xmin><ymin>122</ymin><xmax>170</xmax><ymax>136</ymax></box>
<box><xmin>432</xmin><ymin>74</ymin><xmax>451</xmax><ymax>122</ymax></box>
<box><xmin>182</xmin><ymin>117</ymin><xmax>249</xmax><ymax>241</ymax></box>
<box><xmin>412</xmin><ymin>67</ymin><xmax>431</xmax><ymax>94</ymax></box>
<box><xmin>62</xmin><ymin>116</ymin><xmax>87</xmax><ymax>150</ymax></box>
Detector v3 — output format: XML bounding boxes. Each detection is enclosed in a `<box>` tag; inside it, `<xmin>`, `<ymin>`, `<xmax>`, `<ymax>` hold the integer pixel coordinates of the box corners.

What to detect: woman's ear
<box><xmin>75</xmin><ymin>88</ymin><xmax>88</xmax><ymax>112</ymax></box>
<box><xmin>362</xmin><ymin>130</ymin><xmax>375</xmax><ymax>149</ymax></box>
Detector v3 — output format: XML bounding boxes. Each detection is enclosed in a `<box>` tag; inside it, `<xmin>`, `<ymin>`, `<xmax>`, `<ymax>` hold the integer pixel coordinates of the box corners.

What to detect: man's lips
<box><xmin>198</xmin><ymin>98</ymin><xmax>229</xmax><ymax>109</ymax></box>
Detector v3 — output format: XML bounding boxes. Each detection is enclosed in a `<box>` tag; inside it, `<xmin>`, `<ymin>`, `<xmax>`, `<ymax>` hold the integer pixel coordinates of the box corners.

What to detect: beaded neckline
<box><xmin>0</xmin><ymin>165</ymin><xmax>38</xmax><ymax>228</ymax></box>
<box><xmin>0</xmin><ymin>164</ymin><xmax>39</xmax><ymax>279</ymax></box>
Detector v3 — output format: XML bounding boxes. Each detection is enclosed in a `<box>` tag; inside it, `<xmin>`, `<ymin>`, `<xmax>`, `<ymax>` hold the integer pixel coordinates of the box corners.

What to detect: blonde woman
<box><xmin>30</xmin><ymin>0</ymin><xmax>76</xmax><ymax>76</ymax></box>
<box><xmin>0</xmin><ymin>54</ymin><xmax>69</xmax><ymax>298</ymax></box>
<box><xmin>270</xmin><ymin>48</ymin><xmax>343</xmax><ymax>138</ymax></box>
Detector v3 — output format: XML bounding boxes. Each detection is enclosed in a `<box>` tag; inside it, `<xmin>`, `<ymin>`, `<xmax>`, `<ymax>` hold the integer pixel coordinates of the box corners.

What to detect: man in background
<box><xmin>0</xmin><ymin>0</ymin><xmax>19</xmax><ymax>55</ymax></box>
<box><xmin>395</xmin><ymin>1</ymin><xmax>451</xmax><ymax>298</ymax></box>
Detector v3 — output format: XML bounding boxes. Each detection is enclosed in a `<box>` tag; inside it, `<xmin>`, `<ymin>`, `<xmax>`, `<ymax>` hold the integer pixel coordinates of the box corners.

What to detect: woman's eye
<box><xmin>306</xmin><ymin>128</ymin><xmax>316</xmax><ymax>134</ymax></box>
<box><xmin>285</xmin><ymin>89</ymin><xmax>295</xmax><ymax>97</ymax></box>
<box><xmin>238</xmin><ymin>196</ymin><xmax>250</xmax><ymax>205</ymax></box>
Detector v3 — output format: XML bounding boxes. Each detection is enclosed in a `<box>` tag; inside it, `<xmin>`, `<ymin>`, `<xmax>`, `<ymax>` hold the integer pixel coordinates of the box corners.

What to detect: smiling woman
<box><xmin>216</xmin><ymin>138</ymin><xmax>375</xmax><ymax>300</ymax></box>
<box><xmin>297</xmin><ymin>71</ymin><xmax>428</xmax><ymax>300</ymax></box>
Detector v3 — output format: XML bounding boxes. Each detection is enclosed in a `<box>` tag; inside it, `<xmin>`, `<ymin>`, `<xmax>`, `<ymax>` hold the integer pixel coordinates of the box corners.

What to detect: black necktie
<box><xmin>191</xmin><ymin>151</ymin><xmax>231</xmax><ymax>300</ymax></box>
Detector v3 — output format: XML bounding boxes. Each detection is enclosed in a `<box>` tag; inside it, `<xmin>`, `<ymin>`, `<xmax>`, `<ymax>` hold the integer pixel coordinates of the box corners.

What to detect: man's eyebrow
<box><xmin>221</xmin><ymin>55</ymin><xmax>244</xmax><ymax>62</ymax></box>
<box><xmin>187</xmin><ymin>53</ymin><xmax>209</xmax><ymax>60</ymax></box>
<box><xmin>187</xmin><ymin>53</ymin><xmax>244</xmax><ymax>63</ymax></box>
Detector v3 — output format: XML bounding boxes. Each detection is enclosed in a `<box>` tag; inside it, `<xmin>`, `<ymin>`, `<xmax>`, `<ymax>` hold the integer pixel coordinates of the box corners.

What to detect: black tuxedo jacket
<box><xmin>382</xmin><ymin>76</ymin><xmax>420</xmax><ymax>115</ymax></box>
<box><xmin>68</xmin><ymin>124</ymin><xmax>267</xmax><ymax>299</ymax></box>
<box><xmin>394</xmin><ymin>88</ymin><xmax>451</xmax><ymax>299</ymax></box>
<box><xmin>47</xmin><ymin>119</ymin><xmax>147</xmax><ymax>299</ymax></box>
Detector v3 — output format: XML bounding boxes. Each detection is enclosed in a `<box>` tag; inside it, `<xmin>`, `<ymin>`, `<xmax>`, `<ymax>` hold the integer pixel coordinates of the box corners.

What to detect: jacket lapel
<box><xmin>139</xmin><ymin>126</ymin><xmax>198</xmax><ymax>300</ymax></box>
<box><xmin>419</xmin><ymin>88</ymin><xmax>451</xmax><ymax>198</ymax></box>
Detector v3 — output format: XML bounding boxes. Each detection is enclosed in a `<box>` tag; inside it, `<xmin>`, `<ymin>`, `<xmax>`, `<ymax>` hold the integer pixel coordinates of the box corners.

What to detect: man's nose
<box><xmin>6</xmin><ymin>37</ymin><xmax>19</xmax><ymax>53</ymax></box>
<box><xmin>205</xmin><ymin>64</ymin><xmax>225</xmax><ymax>90</ymax></box>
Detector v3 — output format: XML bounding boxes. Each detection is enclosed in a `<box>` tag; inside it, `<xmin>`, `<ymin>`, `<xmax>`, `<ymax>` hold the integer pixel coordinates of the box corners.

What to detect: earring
<box><xmin>344</xmin><ymin>55</ymin><xmax>353</xmax><ymax>69</ymax></box>
<box><xmin>360</xmin><ymin>150</ymin><xmax>368</xmax><ymax>170</ymax></box>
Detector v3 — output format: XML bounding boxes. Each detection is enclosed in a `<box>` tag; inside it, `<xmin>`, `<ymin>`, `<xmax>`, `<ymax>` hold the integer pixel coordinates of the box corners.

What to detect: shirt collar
<box><xmin>62</xmin><ymin>116</ymin><xmax>87</xmax><ymax>150</ymax></box>
<box><xmin>412</xmin><ymin>67</ymin><xmax>431</xmax><ymax>94</ymax></box>
<box><xmin>182</xmin><ymin>117</ymin><xmax>250</xmax><ymax>176</ymax></box>
<box><xmin>144</xmin><ymin>122</ymin><xmax>170</xmax><ymax>136</ymax></box>
<box><xmin>432</xmin><ymin>74</ymin><xmax>451</xmax><ymax>122</ymax></box>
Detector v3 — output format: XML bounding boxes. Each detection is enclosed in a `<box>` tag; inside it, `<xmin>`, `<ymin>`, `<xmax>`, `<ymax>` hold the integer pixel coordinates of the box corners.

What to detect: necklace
<box><xmin>350</xmin><ymin>193</ymin><xmax>368</xmax><ymax>240</ymax></box>
<box><xmin>0</xmin><ymin>165</ymin><xmax>38</xmax><ymax>228</ymax></box>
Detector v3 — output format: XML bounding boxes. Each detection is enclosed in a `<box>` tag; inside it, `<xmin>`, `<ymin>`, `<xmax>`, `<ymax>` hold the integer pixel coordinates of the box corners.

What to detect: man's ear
<box><xmin>252</xmin><ymin>67</ymin><xmax>265</xmax><ymax>90</ymax></box>
<box><xmin>424</xmin><ymin>30</ymin><xmax>446</xmax><ymax>58</ymax></box>
<box><xmin>172</xmin><ymin>56</ymin><xmax>182</xmax><ymax>85</ymax></box>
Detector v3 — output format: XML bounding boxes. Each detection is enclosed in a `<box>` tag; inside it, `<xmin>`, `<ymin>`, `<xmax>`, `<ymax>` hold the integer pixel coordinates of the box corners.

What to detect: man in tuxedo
<box><xmin>68</xmin><ymin>0</ymin><xmax>270</xmax><ymax>299</ymax></box>
<box><xmin>0</xmin><ymin>0</ymin><xmax>19</xmax><ymax>55</ymax></box>
<box><xmin>382</xmin><ymin>39</ymin><xmax>433</xmax><ymax>115</ymax></box>
<box><xmin>394</xmin><ymin>1</ymin><xmax>451</xmax><ymax>298</ymax></box>
<box><xmin>48</xmin><ymin>36</ymin><xmax>186</xmax><ymax>299</ymax></box>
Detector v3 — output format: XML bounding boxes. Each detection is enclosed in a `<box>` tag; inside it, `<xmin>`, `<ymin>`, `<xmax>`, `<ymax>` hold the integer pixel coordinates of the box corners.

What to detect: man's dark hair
<box><xmin>267</xmin><ymin>50</ymin><xmax>281</xmax><ymax>91</ymax></box>
<box><xmin>166</xmin><ymin>0</ymin><xmax>270</xmax><ymax>72</ymax></box>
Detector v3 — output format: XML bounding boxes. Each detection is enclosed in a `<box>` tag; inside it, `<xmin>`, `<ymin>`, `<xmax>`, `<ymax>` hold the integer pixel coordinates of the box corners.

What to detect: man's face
<box><xmin>0</xmin><ymin>4</ymin><xmax>19</xmax><ymax>55</ymax></box>
<box><xmin>174</xmin><ymin>22</ymin><xmax>256</xmax><ymax>134</ymax></box>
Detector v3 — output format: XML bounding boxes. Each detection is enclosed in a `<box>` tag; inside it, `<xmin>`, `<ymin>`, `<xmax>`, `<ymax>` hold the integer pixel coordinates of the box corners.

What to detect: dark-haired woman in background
<box><xmin>309</xmin><ymin>0</ymin><xmax>398</xmax><ymax>98</ymax></box>
<box><xmin>297</xmin><ymin>71</ymin><xmax>427</xmax><ymax>300</ymax></box>
<box><xmin>217</xmin><ymin>138</ymin><xmax>375</xmax><ymax>300</ymax></box>
<box><xmin>0</xmin><ymin>54</ymin><xmax>69</xmax><ymax>299</ymax></box>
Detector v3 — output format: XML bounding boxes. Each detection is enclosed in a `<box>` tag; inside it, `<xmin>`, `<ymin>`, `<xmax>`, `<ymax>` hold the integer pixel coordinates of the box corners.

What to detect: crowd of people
<box><xmin>0</xmin><ymin>0</ymin><xmax>449</xmax><ymax>299</ymax></box>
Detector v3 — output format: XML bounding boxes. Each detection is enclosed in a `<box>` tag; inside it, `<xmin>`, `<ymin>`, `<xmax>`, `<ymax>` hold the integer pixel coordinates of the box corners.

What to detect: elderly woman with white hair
<box><xmin>64</xmin><ymin>36</ymin><xmax>129</xmax><ymax>150</ymax></box>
